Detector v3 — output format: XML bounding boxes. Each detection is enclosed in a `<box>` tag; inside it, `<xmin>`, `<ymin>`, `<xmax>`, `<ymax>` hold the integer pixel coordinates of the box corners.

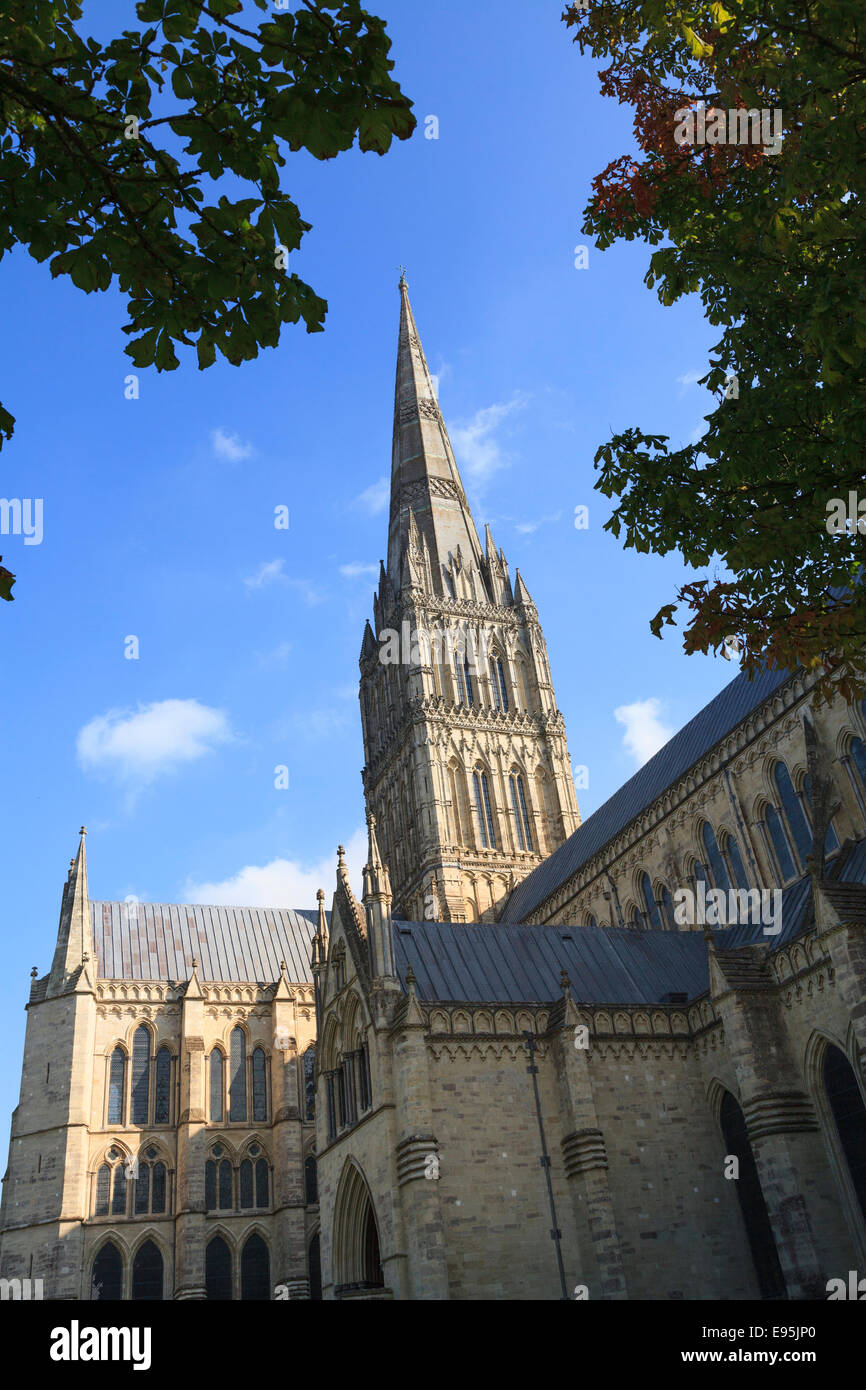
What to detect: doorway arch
<box><xmin>718</xmin><ymin>1090</ymin><xmax>785</xmax><ymax>1298</ymax></box>
<box><xmin>332</xmin><ymin>1161</ymin><xmax>385</xmax><ymax>1292</ymax></box>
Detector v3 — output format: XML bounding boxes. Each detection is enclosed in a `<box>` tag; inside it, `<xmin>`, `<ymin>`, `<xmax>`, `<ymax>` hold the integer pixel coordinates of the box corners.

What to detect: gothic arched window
<box><xmin>241</xmin><ymin>1233</ymin><xmax>270</xmax><ymax>1301</ymax></box>
<box><xmin>130</xmin><ymin>1025</ymin><xmax>151</xmax><ymax>1126</ymax></box>
<box><xmin>773</xmin><ymin>761</ymin><xmax>811</xmax><ymax>866</ymax></box>
<box><xmin>509</xmin><ymin>770</ymin><xmax>533</xmax><ymax>851</ymax></box>
<box><xmin>489</xmin><ymin>655</ymin><xmax>509</xmax><ymax>712</ymax></box>
<box><xmin>240</xmin><ymin>1159</ymin><xmax>254</xmax><ymax>1209</ymax></box>
<box><xmin>701</xmin><ymin>823</ymin><xmax>731</xmax><ymax>892</ymax></box>
<box><xmin>134</xmin><ymin>1161</ymin><xmax>150</xmax><ymax>1215</ymax></box>
<box><xmin>152</xmin><ymin>1161</ymin><xmax>167</xmax><ymax>1214</ymax></box>
<box><xmin>850</xmin><ymin>737</ymin><xmax>866</xmax><ymax>793</ymax></box>
<box><xmin>255</xmin><ymin>1157</ymin><xmax>269</xmax><ymax>1208</ymax></box>
<box><xmin>359</xmin><ymin>1042</ymin><xmax>372</xmax><ymax>1112</ymax></box>
<box><xmin>764</xmin><ymin>804</ymin><xmax>797</xmax><ymax>882</ymax></box>
<box><xmin>822</xmin><ymin>1044</ymin><xmax>866</xmax><ymax>1222</ymax></box>
<box><xmin>128</xmin><ymin>1145</ymin><xmax>169</xmax><ymax>1218</ymax></box>
<box><xmin>94</xmin><ymin>1148</ymin><xmax>135</xmax><ymax>1219</ymax></box>
<box><xmin>305</xmin><ymin>1154</ymin><xmax>318</xmax><ymax>1205</ymax></box>
<box><xmin>473</xmin><ymin>766</ymin><xmax>496</xmax><ymax>849</ymax></box>
<box><xmin>229</xmin><ymin>1027</ymin><xmax>247</xmax><ymax>1122</ymax></box>
<box><xmin>454</xmin><ymin>652</ymin><xmax>473</xmax><ymax>707</ymax></box>
<box><xmin>640</xmin><ymin>872</ymin><xmax>662</xmax><ymax>930</ymax></box>
<box><xmin>111</xmin><ymin>1161</ymin><xmax>127</xmax><ymax>1217</ymax></box>
<box><xmin>209</xmin><ymin>1049</ymin><xmax>224</xmax><ymax>1123</ymax></box>
<box><xmin>108</xmin><ymin>1047</ymin><xmax>126</xmax><ymax>1126</ymax></box>
<box><xmin>304</xmin><ymin>1046</ymin><xmax>316</xmax><ymax>1121</ymax></box>
<box><xmin>218</xmin><ymin>1158</ymin><xmax>233</xmax><ymax>1210</ymax></box>
<box><xmin>721</xmin><ymin>833</ymin><xmax>750</xmax><ymax>892</ymax></box>
<box><xmin>252</xmin><ymin>1048</ymin><xmax>267</xmax><ymax>1123</ymax></box>
<box><xmin>205</xmin><ymin>1236</ymin><xmax>233</xmax><ymax>1301</ymax></box>
<box><xmin>91</xmin><ymin>1241</ymin><xmax>123</xmax><ymax>1301</ymax></box>
<box><xmin>363</xmin><ymin>1207</ymin><xmax>384</xmax><ymax>1288</ymax></box>
<box><xmin>154</xmin><ymin>1047</ymin><xmax>171</xmax><ymax>1125</ymax></box>
<box><xmin>718</xmin><ymin>1092</ymin><xmax>785</xmax><ymax>1298</ymax></box>
<box><xmin>95</xmin><ymin>1164</ymin><xmax>111</xmax><ymax>1217</ymax></box>
<box><xmin>131</xmin><ymin>1240</ymin><xmax>163</xmax><ymax>1301</ymax></box>
<box><xmin>206</xmin><ymin>1146</ymin><xmax>233</xmax><ymax>1212</ymax></box>
<box><xmin>123</xmin><ymin>1150</ymin><xmax>170</xmax><ymax>1217</ymax></box>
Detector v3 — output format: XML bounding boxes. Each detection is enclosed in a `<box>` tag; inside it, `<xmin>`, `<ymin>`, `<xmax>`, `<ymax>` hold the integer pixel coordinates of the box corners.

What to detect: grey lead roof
<box><xmin>90</xmin><ymin>902</ymin><xmax>319</xmax><ymax>983</ymax></box>
<box><xmin>393</xmin><ymin>837</ymin><xmax>866</xmax><ymax>1005</ymax></box>
<box><xmin>502</xmin><ymin>663</ymin><xmax>793</xmax><ymax>923</ymax></box>
<box><xmin>393</xmin><ymin>920</ymin><xmax>711</xmax><ymax>1004</ymax></box>
<box><xmin>87</xmin><ymin>840</ymin><xmax>866</xmax><ymax>1002</ymax></box>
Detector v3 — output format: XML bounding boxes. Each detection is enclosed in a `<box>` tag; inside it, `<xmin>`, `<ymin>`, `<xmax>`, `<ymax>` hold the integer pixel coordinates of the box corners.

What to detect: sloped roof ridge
<box><xmin>503</xmin><ymin>662</ymin><xmax>795</xmax><ymax>922</ymax></box>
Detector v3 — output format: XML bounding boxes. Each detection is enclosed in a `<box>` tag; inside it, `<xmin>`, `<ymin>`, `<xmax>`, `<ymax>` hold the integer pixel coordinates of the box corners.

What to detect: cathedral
<box><xmin>1</xmin><ymin>281</ymin><xmax>865</xmax><ymax>1301</ymax></box>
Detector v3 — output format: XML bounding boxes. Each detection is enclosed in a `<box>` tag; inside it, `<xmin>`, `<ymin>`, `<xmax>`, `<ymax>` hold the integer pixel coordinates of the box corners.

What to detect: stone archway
<box><xmin>332</xmin><ymin>1161</ymin><xmax>385</xmax><ymax>1294</ymax></box>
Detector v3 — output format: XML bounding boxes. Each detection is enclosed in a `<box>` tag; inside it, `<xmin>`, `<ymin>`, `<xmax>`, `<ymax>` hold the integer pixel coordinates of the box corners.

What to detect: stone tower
<box><xmin>0</xmin><ymin>829</ymin><xmax>97</xmax><ymax>1298</ymax></box>
<box><xmin>359</xmin><ymin>278</ymin><xmax>580</xmax><ymax>923</ymax></box>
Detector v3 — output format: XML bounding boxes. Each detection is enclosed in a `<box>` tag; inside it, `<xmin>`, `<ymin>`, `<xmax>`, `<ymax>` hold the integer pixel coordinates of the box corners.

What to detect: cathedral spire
<box><xmin>360</xmin><ymin>282</ymin><xmax>582</xmax><ymax>924</ymax></box>
<box><xmin>48</xmin><ymin>826</ymin><xmax>94</xmax><ymax>995</ymax></box>
<box><xmin>387</xmin><ymin>278</ymin><xmax>484</xmax><ymax>596</ymax></box>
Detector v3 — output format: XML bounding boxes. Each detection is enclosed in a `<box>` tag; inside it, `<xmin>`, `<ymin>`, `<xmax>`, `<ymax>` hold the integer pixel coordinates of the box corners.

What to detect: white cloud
<box><xmin>285</xmin><ymin>577</ymin><xmax>327</xmax><ymax>606</ymax></box>
<box><xmin>244</xmin><ymin>558</ymin><xmax>285</xmax><ymax>590</ymax></box>
<box><xmin>243</xmin><ymin>560</ymin><xmax>325</xmax><ymax>604</ymax></box>
<box><xmin>614</xmin><ymin>698</ymin><xmax>674</xmax><ymax>768</ymax></box>
<box><xmin>184</xmin><ymin>826</ymin><xmax>368</xmax><ymax>908</ymax></box>
<box><xmin>244</xmin><ymin>558</ymin><xmax>284</xmax><ymax>592</ymax></box>
<box><xmin>514</xmin><ymin>511</ymin><xmax>562</xmax><ymax>535</ymax></box>
<box><xmin>352</xmin><ymin>476</ymin><xmax>389</xmax><ymax>515</ymax></box>
<box><xmin>339</xmin><ymin>562</ymin><xmax>379</xmax><ymax>581</ymax></box>
<box><xmin>451</xmin><ymin>393</ymin><xmax>528</xmax><ymax>487</ymax></box>
<box><xmin>211</xmin><ymin>427</ymin><xmax>254</xmax><ymax>462</ymax></box>
<box><xmin>256</xmin><ymin>641</ymin><xmax>292</xmax><ymax>671</ymax></box>
<box><xmin>77</xmin><ymin>699</ymin><xmax>232</xmax><ymax>785</ymax></box>
<box><xmin>676</xmin><ymin>369</ymin><xmax>704</xmax><ymax>396</ymax></box>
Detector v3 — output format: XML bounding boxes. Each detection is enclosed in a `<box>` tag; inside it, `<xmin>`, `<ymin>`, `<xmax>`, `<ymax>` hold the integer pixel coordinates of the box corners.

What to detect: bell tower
<box><xmin>359</xmin><ymin>278</ymin><xmax>580</xmax><ymax>922</ymax></box>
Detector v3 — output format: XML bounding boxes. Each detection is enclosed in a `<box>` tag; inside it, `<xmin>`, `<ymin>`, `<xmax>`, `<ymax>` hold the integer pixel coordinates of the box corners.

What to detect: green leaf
<box><xmin>0</xmin><ymin>559</ymin><xmax>16</xmax><ymax>602</ymax></box>
<box><xmin>196</xmin><ymin>333</ymin><xmax>216</xmax><ymax>369</ymax></box>
<box><xmin>154</xmin><ymin>330</ymin><xmax>180</xmax><ymax>371</ymax></box>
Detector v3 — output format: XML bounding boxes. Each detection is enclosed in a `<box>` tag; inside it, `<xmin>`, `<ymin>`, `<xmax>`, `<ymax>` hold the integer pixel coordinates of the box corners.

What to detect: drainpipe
<box><xmin>523</xmin><ymin>1030</ymin><xmax>568</xmax><ymax>1300</ymax></box>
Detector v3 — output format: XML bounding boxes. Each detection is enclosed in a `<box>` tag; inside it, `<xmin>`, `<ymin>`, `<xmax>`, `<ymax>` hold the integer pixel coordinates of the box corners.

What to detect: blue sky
<box><xmin>0</xmin><ymin>0</ymin><xmax>734</xmax><ymax>1148</ymax></box>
